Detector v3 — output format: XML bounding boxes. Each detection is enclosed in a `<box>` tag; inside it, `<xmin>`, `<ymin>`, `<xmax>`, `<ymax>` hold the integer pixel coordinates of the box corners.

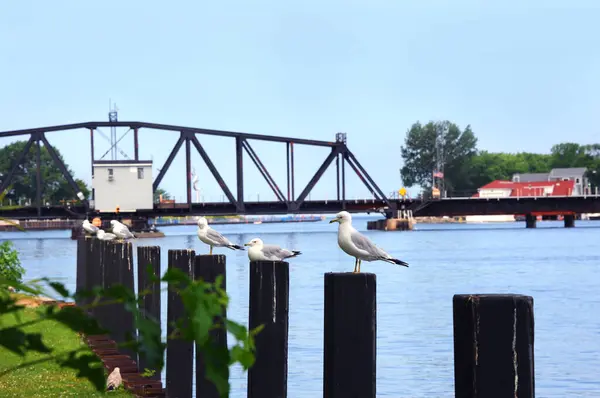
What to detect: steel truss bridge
<box><xmin>0</xmin><ymin>121</ymin><xmax>406</xmax><ymax>219</ymax></box>
<box><xmin>1</xmin><ymin>121</ymin><xmax>600</xmax><ymax>221</ymax></box>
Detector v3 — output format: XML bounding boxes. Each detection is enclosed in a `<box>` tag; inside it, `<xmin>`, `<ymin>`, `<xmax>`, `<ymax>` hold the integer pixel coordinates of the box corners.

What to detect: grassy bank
<box><xmin>0</xmin><ymin>306</ymin><xmax>130</xmax><ymax>397</ymax></box>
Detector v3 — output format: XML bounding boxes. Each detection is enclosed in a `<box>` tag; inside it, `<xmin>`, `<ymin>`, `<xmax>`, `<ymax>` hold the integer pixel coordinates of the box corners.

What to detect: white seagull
<box><xmin>82</xmin><ymin>219</ymin><xmax>99</xmax><ymax>235</ymax></box>
<box><xmin>110</xmin><ymin>220</ymin><xmax>135</xmax><ymax>240</ymax></box>
<box><xmin>106</xmin><ymin>367</ymin><xmax>122</xmax><ymax>391</ymax></box>
<box><xmin>329</xmin><ymin>211</ymin><xmax>409</xmax><ymax>273</ymax></box>
<box><xmin>196</xmin><ymin>216</ymin><xmax>244</xmax><ymax>255</ymax></box>
<box><xmin>97</xmin><ymin>229</ymin><xmax>117</xmax><ymax>241</ymax></box>
<box><xmin>244</xmin><ymin>238</ymin><xmax>301</xmax><ymax>262</ymax></box>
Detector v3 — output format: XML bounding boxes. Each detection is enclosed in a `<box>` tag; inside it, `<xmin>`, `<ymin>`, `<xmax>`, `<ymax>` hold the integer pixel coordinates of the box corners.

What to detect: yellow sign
<box><xmin>399</xmin><ymin>188</ymin><xmax>407</xmax><ymax>198</ymax></box>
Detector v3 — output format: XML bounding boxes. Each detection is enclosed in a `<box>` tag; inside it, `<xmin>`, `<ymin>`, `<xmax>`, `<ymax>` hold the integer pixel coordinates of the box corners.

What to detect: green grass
<box><xmin>0</xmin><ymin>307</ymin><xmax>131</xmax><ymax>397</ymax></box>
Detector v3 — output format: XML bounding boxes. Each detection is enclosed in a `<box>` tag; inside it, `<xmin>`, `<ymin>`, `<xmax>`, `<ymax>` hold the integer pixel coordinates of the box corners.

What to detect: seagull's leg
<box><xmin>210</xmin><ymin>246</ymin><xmax>213</xmax><ymax>255</ymax></box>
<box><xmin>353</xmin><ymin>258</ymin><xmax>358</xmax><ymax>273</ymax></box>
<box><xmin>357</xmin><ymin>259</ymin><xmax>362</xmax><ymax>273</ymax></box>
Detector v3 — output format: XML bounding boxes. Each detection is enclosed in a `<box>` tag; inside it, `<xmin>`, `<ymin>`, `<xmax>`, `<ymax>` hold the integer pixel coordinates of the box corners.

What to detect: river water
<box><xmin>2</xmin><ymin>216</ymin><xmax>600</xmax><ymax>397</ymax></box>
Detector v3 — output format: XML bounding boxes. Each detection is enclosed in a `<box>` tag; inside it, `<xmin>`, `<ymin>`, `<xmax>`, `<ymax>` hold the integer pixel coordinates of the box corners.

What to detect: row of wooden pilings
<box><xmin>76</xmin><ymin>238</ymin><xmax>535</xmax><ymax>398</ymax></box>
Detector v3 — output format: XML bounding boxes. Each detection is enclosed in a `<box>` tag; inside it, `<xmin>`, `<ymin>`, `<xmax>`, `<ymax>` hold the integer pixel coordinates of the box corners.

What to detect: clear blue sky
<box><xmin>1</xmin><ymin>1</ymin><xmax>599</xmax><ymax>202</ymax></box>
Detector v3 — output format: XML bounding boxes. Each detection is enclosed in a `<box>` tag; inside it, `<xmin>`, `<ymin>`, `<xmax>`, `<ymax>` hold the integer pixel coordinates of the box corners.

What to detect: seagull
<box><xmin>329</xmin><ymin>211</ymin><xmax>409</xmax><ymax>273</ymax></box>
<box><xmin>82</xmin><ymin>219</ymin><xmax>99</xmax><ymax>235</ymax></box>
<box><xmin>196</xmin><ymin>216</ymin><xmax>243</xmax><ymax>255</ymax></box>
<box><xmin>106</xmin><ymin>367</ymin><xmax>122</xmax><ymax>391</ymax></box>
<box><xmin>110</xmin><ymin>220</ymin><xmax>135</xmax><ymax>239</ymax></box>
<box><xmin>97</xmin><ymin>229</ymin><xmax>117</xmax><ymax>241</ymax></box>
<box><xmin>244</xmin><ymin>238</ymin><xmax>301</xmax><ymax>262</ymax></box>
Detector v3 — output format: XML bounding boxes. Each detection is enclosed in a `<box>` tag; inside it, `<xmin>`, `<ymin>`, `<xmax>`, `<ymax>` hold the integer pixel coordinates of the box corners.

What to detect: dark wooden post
<box><xmin>75</xmin><ymin>238</ymin><xmax>89</xmax><ymax>306</ymax></box>
<box><xmin>194</xmin><ymin>254</ymin><xmax>227</xmax><ymax>398</ymax></box>
<box><xmin>323</xmin><ymin>272</ymin><xmax>376</xmax><ymax>398</ymax></box>
<box><xmin>166</xmin><ymin>249</ymin><xmax>195</xmax><ymax>398</ymax></box>
<box><xmin>87</xmin><ymin>239</ymin><xmax>104</xmax><ymax>319</ymax></box>
<box><xmin>100</xmin><ymin>241</ymin><xmax>136</xmax><ymax>360</ymax></box>
<box><xmin>453</xmin><ymin>294</ymin><xmax>535</xmax><ymax>398</ymax></box>
<box><xmin>137</xmin><ymin>246</ymin><xmax>162</xmax><ymax>380</ymax></box>
<box><xmin>247</xmin><ymin>261</ymin><xmax>289</xmax><ymax>398</ymax></box>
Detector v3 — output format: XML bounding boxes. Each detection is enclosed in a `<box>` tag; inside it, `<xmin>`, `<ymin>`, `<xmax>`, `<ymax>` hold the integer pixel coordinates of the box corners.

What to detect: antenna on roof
<box><xmin>108</xmin><ymin>99</ymin><xmax>119</xmax><ymax>160</ymax></box>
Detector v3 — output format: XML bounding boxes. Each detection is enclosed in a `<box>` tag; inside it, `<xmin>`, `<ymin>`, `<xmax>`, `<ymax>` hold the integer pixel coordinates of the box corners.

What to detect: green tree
<box><xmin>400</xmin><ymin>121</ymin><xmax>477</xmax><ymax>191</ymax></box>
<box><xmin>464</xmin><ymin>151</ymin><xmax>553</xmax><ymax>191</ymax></box>
<box><xmin>0</xmin><ymin>141</ymin><xmax>89</xmax><ymax>204</ymax></box>
<box><xmin>154</xmin><ymin>188</ymin><xmax>171</xmax><ymax>203</ymax></box>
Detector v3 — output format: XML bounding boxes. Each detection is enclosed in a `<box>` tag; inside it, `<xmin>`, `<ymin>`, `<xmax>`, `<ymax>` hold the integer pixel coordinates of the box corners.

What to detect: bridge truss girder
<box><xmin>0</xmin><ymin>121</ymin><xmax>392</xmax><ymax>217</ymax></box>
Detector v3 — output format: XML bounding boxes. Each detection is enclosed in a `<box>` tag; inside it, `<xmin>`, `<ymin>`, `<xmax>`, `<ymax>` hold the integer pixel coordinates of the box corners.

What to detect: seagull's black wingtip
<box><xmin>391</xmin><ymin>258</ymin><xmax>409</xmax><ymax>267</ymax></box>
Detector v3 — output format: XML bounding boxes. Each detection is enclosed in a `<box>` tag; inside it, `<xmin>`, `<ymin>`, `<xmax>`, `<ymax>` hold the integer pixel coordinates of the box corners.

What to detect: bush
<box><xmin>0</xmin><ymin>241</ymin><xmax>24</xmax><ymax>285</ymax></box>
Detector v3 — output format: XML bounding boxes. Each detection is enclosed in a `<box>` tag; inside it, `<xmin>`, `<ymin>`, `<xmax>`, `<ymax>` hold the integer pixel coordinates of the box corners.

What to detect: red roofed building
<box><xmin>473</xmin><ymin>179</ymin><xmax>575</xmax><ymax>198</ymax></box>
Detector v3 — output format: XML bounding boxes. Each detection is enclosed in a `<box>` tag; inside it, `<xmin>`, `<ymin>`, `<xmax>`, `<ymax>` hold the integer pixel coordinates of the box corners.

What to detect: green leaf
<box><xmin>226</xmin><ymin>320</ymin><xmax>248</xmax><ymax>341</ymax></box>
<box><xmin>46</xmin><ymin>281</ymin><xmax>70</xmax><ymax>298</ymax></box>
<box><xmin>161</xmin><ymin>267</ymin><xmax>191</xmax><ymax>286</ymax></box>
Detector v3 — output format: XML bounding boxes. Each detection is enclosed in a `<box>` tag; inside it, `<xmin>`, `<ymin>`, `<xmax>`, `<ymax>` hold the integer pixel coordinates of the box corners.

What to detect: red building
<box><xmin>472</xmin><ymin>180</ymin><xmax>575</xmax><ymax>198</ymax></box>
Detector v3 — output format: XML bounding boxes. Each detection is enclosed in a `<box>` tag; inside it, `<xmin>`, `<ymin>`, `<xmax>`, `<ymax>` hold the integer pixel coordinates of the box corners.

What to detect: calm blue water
<box><xmin>2</xmin><ymin>217</ymin><xmax>600</xmax><ymax>397</ymax></box>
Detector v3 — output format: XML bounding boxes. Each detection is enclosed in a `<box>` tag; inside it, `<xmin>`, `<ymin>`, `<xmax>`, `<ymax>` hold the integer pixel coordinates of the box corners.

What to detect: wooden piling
<box><xmin>453</xmin><ymin>294</ymin><xmax>535</xmax><ymax>397</ymax></box>
<box><xmin>323</xmin><ymin>272</ymin><xmax>376</xmax><ymax>398</ymax></box>
<box><xmin>194</xmin><ymin>254</ymin><xmax>227</xmax><ymax>398</ymax></box>
<box><xmin>75</xmin><ymin>238</ymin><xmax>89</xmax><ymax>306</ymax></box>
<box><xmin>87</xmin><ymin>239</ymin><xmax>103</xmax><ymax>319</ymax></box>
<box><xmin>137</xmin><ymin>246</ymin><xmax>162</xmax><ymax>380</ymax></box>
<box><xmin>166</xmin><ymin>249</ymin><xmax>195</xmax><ymax>398</ymax></box>
<box><xmin>247</xmin><ymin>261</ymin><xmax>290</xmax><ymax>398</ymax></box>
<box><xmin>102</xmin><ymin>241</ymin><xmax>136</xmax><ymax>360</ymax></box>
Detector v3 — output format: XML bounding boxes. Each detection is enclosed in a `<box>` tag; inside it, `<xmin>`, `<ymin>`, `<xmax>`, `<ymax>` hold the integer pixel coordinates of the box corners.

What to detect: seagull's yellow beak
<box><xmin>329</xmin><ymin>218</ymin><xmax>339</xmax><ymax>224</ymax></box>
<box><xmin>244</xmin><ymin>243</ymin><xmax>251</xmax><ymax>246</ymax></box>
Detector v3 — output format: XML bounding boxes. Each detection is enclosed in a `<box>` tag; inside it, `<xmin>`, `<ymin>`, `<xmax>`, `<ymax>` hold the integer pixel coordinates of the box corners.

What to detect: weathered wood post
<box><xmin>247</xmin><ymin>261</ymin><xmax>290</xmax><ymax>398</ymax></box>
<box><xmin>75</xmin><ymin>237</ymin><xmax>90</xmax><ymax>306</ymax></box>
<box><xmin>166</xmin><ymin>249</ymin><xmax>195</xmax><ymax>398</ymax></box>
<box><xmin>102</xmin><ymin>241</ymin><xmax>136</xmax><ymax>360</ymax></box>
<box><xmin>323</xmin><ymin>272</ymin><xmax>376</xmax><ymax>398</ymax></box>
<box><xmin>87</xmin><ymin>239</ymin><xmax>104</xmax><ymax>319</ymax></box>
<box><xmin>194</xmin><ymin>254</ymin><xmax>227</xmax><ymax>398</ymax></box>
<box><xmin>137</xmin><ymin>246</ymin><xmax>162</xmax><ymax>380</ymax></box>
<box><xmin>453</xmin><ymin>294</ymin><xmax>535</xmax><ymax>397</ymax></box>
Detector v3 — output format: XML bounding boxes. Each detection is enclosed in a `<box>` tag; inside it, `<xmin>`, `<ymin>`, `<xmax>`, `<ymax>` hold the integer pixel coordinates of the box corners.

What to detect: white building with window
<box><xmin>91</xmin><ymin>160</ymin><xmax>154</xmax><ymax>212</ymax></box>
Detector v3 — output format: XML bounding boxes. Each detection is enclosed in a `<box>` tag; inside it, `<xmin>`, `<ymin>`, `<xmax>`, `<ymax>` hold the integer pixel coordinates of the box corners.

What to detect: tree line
<box><xmin>0</xmin><ymin>140</ymin><xmax>173</xmax><ymax>205</ymax></box>
<box><xmin>400</xmin><ymin>121</ymin><xmax>600</xmax><ymax>195</ymax></box>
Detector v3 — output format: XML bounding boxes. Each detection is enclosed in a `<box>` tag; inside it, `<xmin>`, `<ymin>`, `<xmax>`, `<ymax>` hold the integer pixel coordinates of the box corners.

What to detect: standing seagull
<box><xmin>82</xmin><ymin>219</ymin><xmax>99</xmax><ymax>235</ymax></box>
<box><xmin>330</xmin><ymin>211</ymin><xmax>409</xmax><ymax>273</ymax></box>
<box><xmin>110</xmin><ymin>220</ymin><xmax>135</xmax><ymax>240</ymax></box>
<box><xmin>106</xmin><ymin>367</ymin><xmax>122</xmax><ymax>391</ymax></box>
<box><xmin>196</xmin><ymin>216</ymin><xmax>244</xmax><ymax>255</ymax></box>
<box><xmin>97</xmin><ymin>229</ymin><xmax>117</xmax><ymax>241</ymax></box>
<box><xmin>244</xmin><ymin>238</ymin><xmax>301</xmax><ymax>261</ymax></box>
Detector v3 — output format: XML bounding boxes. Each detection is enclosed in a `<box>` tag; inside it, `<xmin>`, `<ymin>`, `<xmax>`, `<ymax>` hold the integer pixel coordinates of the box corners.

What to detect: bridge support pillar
<box><xmin>564</xmin><ymin>214</ymin><xmax>575</xmax><ymax>228</ymax></box>
<box><xmin>525</xmin><ymin>214</ymin><xmax>537</xmax><ymax>229</ymax></box>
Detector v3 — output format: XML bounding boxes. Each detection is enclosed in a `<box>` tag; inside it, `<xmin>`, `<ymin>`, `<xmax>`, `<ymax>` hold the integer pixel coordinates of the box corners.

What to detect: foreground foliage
<box><xmin>0</xmin><ymin>241</ymin><xmax>25</xmax><ymax>286</ymax></box>
<box><xmin>0</xmin><ymin>267</ymin><xmax>260</xmax><ymax>398</ymax></box>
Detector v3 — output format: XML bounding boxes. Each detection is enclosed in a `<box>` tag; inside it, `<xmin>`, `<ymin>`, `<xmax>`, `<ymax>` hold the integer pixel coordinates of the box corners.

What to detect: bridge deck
<box><xmin>1</xmin><ymin>195</ymin><xmax>599</xmax><ymax>220</ymax></box>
